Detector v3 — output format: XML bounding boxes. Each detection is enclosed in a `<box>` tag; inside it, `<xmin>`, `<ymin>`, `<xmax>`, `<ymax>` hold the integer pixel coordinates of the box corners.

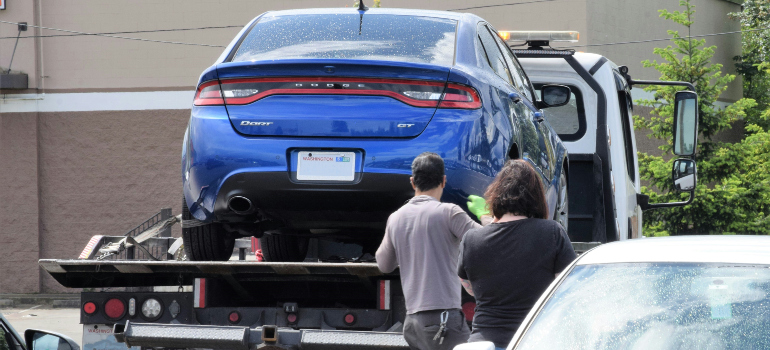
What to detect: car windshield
<box><xmin>231</xmin><ymin>14</ymin><xmax>457</xmax><ymax>66</ymax></box>
<box><xmin>515</xmin><ymin>263</ymin><xmax>770</xmax><ymax>350</ymax></box>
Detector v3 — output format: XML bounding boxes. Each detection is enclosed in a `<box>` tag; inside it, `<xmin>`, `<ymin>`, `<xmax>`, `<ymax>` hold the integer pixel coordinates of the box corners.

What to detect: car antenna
<box><xmin>358</xmin><ymin>0</ymin><xmax>368</xmax><ymax>35</ymax></box>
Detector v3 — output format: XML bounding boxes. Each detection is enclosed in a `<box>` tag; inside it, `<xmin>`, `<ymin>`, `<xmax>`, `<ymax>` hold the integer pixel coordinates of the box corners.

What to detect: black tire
<box><xmin>182</xmin><ymin>198</ymin><xmax>235</xmax><ymax>261</ymax></box>
<box><xmin>259</xmin><ymin>232</ymin><xmax>309</xmax><ymax>262</ymax></box>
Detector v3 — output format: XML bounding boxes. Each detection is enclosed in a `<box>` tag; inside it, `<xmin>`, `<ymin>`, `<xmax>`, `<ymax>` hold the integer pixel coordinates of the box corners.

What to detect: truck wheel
<box><xmin>555</xmin><ymin>170</ymin><xmax>569</xmax><ymax>232</ymax></box>
<box><xmin>259</xmin><ymin>232</ymin><xmax>309</xmax><ymax>262</ymax></box>
<box><xmin>182</xmin><ymin>198</ymin><xmax>235</xmax><ymax>261</ymax></box>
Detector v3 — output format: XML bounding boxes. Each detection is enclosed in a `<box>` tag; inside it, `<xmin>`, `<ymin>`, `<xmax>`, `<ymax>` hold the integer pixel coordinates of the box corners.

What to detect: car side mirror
<box><xmin>672</xmin><ymin>158</ymin><xmax>696</xmax><ymax>192</ymax></box>
<box><xmin>539</xmin><ymin>84</ymin><xmax>571</xmax><ymax>108</ymax></box>
<box><xmin>673</xmin><ymin>91</ymin><xmax>698</xmax><ymax>156</ymax></box>
<box><xmin>453</xmin><ymin>341</ymin><xmax>496</xmax><ymax>350</ymax></box>
<box><xmin>25</xmin><ymin>330</ymin><xmax>80</xmax><ymax>350</ymax></box>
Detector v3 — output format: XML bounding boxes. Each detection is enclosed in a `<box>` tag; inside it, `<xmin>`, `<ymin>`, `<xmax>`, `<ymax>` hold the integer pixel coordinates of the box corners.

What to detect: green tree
<box><xmin>635</xmin><ymin>0</ymin><xmax>768</xmax><ymax>235</ymax></box>
<box><xmin>729</xmin><ymin>0</ymin><xmax>770</xmax><ymax>129</ymax></box>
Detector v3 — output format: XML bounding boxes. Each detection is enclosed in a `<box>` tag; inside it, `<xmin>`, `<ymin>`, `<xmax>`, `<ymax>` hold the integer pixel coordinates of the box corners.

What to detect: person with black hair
<box><xmin>376</xmin><ymin>152</ymin><xmax>492</xmax><ymax>350</ymax></box>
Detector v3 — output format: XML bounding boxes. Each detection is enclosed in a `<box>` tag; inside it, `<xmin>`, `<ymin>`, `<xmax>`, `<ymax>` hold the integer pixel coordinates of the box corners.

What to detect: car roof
<box><xmin>577</xmin><ymin>236</ymin><xmax>770</xmax><ymax>265</ymax></box>
<box><xmin>260</xmin><ymin>8</ymin><xmax>468</xmax><ymax>21</ymax></box>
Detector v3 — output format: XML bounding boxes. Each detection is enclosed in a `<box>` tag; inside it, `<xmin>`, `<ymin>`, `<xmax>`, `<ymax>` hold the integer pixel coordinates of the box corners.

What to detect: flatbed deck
<box><xmin>40</xmin><ymin>259</ymin><xmax>395</xmax><ymax>288</ymax></box>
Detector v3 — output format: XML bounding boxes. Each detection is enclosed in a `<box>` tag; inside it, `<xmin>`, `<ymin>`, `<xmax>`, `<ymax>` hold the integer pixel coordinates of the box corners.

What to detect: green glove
<box><xmin>467</xmin><ymin>195</ymin><xmax>490</xmax><ymax>220</ymax></box>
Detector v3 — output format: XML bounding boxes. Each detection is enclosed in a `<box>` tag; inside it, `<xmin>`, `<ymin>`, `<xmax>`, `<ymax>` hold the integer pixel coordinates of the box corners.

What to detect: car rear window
<box><xmin>231</xmin><ymin>14</ymin><xmax>457</xmax><ymax>66</ymax></box>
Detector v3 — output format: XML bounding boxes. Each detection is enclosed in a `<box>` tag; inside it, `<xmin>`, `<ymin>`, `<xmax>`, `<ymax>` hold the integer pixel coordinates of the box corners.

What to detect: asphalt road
<box><xmin>1</xmin><ymin>307</ymin><xmax>82</xmax><ymax>346</ymax></box>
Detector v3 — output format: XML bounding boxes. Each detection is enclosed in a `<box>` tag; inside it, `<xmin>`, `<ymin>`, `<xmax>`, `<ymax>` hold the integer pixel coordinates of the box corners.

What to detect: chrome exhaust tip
<box><xmin>228</xmin><ymin>196</ymin><xmax>253</xmax><ymax>215</ymax></box>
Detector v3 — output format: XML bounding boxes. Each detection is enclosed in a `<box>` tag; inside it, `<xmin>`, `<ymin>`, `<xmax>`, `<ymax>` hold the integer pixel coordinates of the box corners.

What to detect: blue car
<box><xmin>182</xmin><ymin>7</ymin><xmax>569</xmax><ymax>261</ymax></box>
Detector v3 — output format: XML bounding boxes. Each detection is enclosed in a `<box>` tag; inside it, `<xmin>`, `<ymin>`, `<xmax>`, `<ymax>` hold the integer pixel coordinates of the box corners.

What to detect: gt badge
<box><xmin>397</xmin><ymin>123</ymin><xmax>415</xmax><ymax>128</ymax></box>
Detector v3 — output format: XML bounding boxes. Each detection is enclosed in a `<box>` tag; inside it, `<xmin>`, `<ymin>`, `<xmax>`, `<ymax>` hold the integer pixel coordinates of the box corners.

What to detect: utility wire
<box><xmin>561</xmin><ymin>27</ymin><xmax>770</xmax><ymax>48</ymax></box>
<box><xmin>0</xmin><ymin>20</ymin><xmax>226</xmax><ymax>48</ymax></box>
<box><xmin>448</xmin><ymin>0</ymin><xmax>558</xmax><ymax>11</ymax></box>
<box><xmin>0</xmin><ymin>24</ymin><xmax>243</xmax><ymax>40</ymax></box>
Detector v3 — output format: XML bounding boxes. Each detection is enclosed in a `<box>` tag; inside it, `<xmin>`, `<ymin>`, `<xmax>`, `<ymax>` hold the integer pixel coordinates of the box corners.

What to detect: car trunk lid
<box><xmin>215</xmin><ymin>61</ymin><xmax>451</xmax><ymax>138</ymax></box>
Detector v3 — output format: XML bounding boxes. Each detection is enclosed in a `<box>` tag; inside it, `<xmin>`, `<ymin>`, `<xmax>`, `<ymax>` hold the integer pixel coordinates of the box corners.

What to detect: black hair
<box><xmin>484</xmin><ymin>159</ymin><xmax>548</xmax><ymax>219</ymax></box>
<box><xmin>411</xmin><ymin>152</ymin><xmax>445</xmax><ymax>191</ymax></box>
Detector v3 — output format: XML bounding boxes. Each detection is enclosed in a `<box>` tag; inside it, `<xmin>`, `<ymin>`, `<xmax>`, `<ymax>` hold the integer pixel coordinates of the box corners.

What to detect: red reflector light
<box><xmin>287</xmin><ymin>313</ymin><xmax>297</xmax><ymax>324</ymax></box>
<box><xmin>344</xmin><ymin>313</ymin><xmax>356</xmax><ymax>325</ymax></box>
<box><xmin>229</xmin><ymin>311</ymin><xmax>241</xmax><ymax>324</ymax></box>
<box><xmin>462</xmin><ymin>302</ymin><xmax>476</xmax><ymax>322</ymax></box>
<box><xmin>83</xmin><ymin>301</ymin><xmax>97</xmax><ymax>315</ymax></box>
<box><xmin>104</xmin><ymin>298</ymin><xmax>126</xmax><ymax>320</ymax></box>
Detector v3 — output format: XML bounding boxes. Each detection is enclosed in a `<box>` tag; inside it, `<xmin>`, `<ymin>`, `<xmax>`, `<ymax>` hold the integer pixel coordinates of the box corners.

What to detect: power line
<box><xmin>561</xmin><ymin>27</ymin><xmax>770</xmax><ymax>49</ymax></box>
<box><xmin>448</xmin><ymin>0</ymin><xmax>558</xmax><ymax>11</ymax></box>
<box><xmin>0</xmin><ymin>20</ymin><xmax>226</xmax><ymax>48</ymax></box>
<box><xmin>0</xmin><ymin>24</ymin><xmax>244</xmax><ymax>40</ymax></box>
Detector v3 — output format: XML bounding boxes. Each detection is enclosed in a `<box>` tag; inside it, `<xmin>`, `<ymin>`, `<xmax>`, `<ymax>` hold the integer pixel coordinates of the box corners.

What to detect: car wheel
<box><xmin>555</xmin><ymin>169</ymin><xmax>569</xmax><ymax>232</ymax></box>
<box><xmin>182</xmin><ymin>197</ymin><xmax>235</xmax><ymax>261</ymax></box>
<box><xmin>260</xmin><ymin>231</ymin><xmax>309</xmax><ymax>262</ymax></box>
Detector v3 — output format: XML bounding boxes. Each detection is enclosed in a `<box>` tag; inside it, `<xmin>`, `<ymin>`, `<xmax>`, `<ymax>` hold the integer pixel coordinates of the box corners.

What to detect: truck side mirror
<box><xmin>25</xmin><ymin>330</ymin><xmax>80</xmax><ymax>350</ymax></box>
<box><xmin>672</xmin><ymin>159</ymin><xmax>696</xmax><ymax>192</ymax></box>
<box><xmin>673</xmin><ymin>91</ymin><xmax>698</xmax><ymax>156</ymax></box>
<box><xmin>539</xmin><ymin>84</ymin><xmax>571</xmax><ymax>108</ymax></box>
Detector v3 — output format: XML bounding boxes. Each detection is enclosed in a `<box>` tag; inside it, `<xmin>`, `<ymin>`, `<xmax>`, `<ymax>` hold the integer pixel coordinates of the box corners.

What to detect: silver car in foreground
<box><xmin>457</xmin><ymin>236</ymin><xmax>770</xmax><ymax>350</ymax></box>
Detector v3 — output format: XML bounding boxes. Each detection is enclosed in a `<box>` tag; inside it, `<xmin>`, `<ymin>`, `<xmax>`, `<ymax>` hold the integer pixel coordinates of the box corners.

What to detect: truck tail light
<box><xmin>83</xmin><ymin>301</ymin><xmax>97</xmax><ymax>315</ymax></box>
<box><xmin>141</xmin><ymin>298</ymin><xmax>163</xmax><ymax>320</ymax></box>
<box><xmin>128</xmin><ymin>298</ymin><xmax>136</xmax><ymax>316</ymax></box>
<box><xmin>104</xmin><ymin>298</ymin><xmax>126</xmax><ymax>320</ymax></box>
<box><xmin>193</xmin><ymin>78</ymin><xmax>480</xmax><ymax>109</ymax></box>
<box><xmin>229</xmin><ymin>311</ymin><xmax>241</xmax><ymax>324</ymax></box>
<box><xmin>344</xmin><ymin>313</ymin><xmax>356</xmax><ymax>325</ymax></box>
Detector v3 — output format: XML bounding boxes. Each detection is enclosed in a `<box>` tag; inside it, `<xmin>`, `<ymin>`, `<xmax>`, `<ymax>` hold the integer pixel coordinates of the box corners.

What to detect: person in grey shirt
<box><xmin>376</xmin><ymin>152</ymin><xmax>491</xmax><ymax>350</ymax></box>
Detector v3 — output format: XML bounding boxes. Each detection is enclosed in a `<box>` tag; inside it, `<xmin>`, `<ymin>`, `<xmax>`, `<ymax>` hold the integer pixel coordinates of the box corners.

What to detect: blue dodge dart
<box><xmin>182</xmin><ymin>7</ymin><xmax>569</xmax><ymax>261</ymax></box>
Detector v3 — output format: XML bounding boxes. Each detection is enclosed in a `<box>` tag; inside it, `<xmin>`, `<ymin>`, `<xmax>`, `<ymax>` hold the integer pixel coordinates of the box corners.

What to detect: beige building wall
<box><xmin>0</xmin><ymin>0</ymin><xmax>745</xmax><ymax>294</ymax></box>
<box><xmin>587</xmin><ymin>0</ymin><xmax>743</xmax><ymax>102</ymax></box>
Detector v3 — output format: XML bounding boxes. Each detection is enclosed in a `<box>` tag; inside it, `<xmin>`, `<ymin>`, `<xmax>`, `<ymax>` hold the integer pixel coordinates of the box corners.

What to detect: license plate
<box><xmin>297</xmin><ymin>151</ymin><xmax>356</xmax><ymax>181</ymax></box>
<box><xmin>83</xmin><ymin>324</ymin><xmax>140</xmax><ymax>350</ymax></box>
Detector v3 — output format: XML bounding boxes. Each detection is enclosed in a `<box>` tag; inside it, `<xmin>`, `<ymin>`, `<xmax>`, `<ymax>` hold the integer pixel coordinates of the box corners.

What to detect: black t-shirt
<box><xmin>457</xmin><ymin>218</ymin><xmax>577</xmax><ymax>348</ymax></box>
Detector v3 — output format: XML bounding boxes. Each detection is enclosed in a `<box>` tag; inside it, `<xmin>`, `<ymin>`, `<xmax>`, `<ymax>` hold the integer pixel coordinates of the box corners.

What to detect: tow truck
<box><xmin>38</xmin><ymin>30</ymin><xmax>699</xmax><ymax>350</ymax></box>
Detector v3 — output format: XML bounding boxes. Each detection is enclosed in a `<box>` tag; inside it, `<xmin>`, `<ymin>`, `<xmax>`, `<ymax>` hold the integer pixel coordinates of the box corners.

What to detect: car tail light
<box><xmin>462</xmin><ymin>301</ymin><xmax>476</xmax><ymax>322</ymax></box>
<box><xmin>287</xmin><ymin>313</ymin><xmax>297</xmax><ymax>324</ymax></box>
<box><xmin>193</xmin><ymin>81</ymin><xmax>225</xmax><ymax>106</ymax></box>
<box><xmin>193</xmin><ymin>77</ymin><xmax>480</xmax><ymax>109</ymax></box>
<box><xmin>104</xmin><ymin>298</ymin><xmax>126</xmax><ymax>320</ymax></box>
<box><xmin>438</xmin><ymin>84</ymin><xmax>482</xmax><ymax>109</ymax></box>
<box><xmin>83</xmin><ymin>301</ymin><xmax>97</xmax><ymax>315</ymax></box>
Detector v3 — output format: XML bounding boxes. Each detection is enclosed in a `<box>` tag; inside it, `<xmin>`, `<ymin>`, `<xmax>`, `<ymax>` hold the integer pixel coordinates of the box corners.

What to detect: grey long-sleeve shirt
<box><xmin>376</xmin><ymin>195</ymin><xmax>482</xmax><ymax>314</ymax></box>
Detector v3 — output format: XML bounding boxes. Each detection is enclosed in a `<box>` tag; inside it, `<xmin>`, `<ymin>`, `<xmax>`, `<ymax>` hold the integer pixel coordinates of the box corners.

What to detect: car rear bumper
<box><xmin>213</xmin><ymin>171</ymin><xmax>413</xmax><ymax>231</ymax></box>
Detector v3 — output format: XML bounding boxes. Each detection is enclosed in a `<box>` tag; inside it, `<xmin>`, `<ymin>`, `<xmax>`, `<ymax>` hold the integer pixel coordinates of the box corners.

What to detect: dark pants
<box><xmin>403</xmin><ymin>309</ymin><xmax>470</xmax><ymax>350</ymax></box>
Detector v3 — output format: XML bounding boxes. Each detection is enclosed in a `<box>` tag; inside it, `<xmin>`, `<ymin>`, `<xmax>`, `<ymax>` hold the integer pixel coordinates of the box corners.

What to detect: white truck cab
<box><xmin>508</xmin><ymin>31</ymin><xmax>699</xmax><ymax>243</ymax></box>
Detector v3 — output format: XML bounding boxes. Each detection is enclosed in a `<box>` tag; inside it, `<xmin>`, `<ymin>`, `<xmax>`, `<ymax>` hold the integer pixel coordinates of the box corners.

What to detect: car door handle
<box><xmin>534</xmin><ymin>111</ymin><xmax>544</xmax><ymax>123</ymax></box>
<box><xmin>509</xmin><ymin>92</ymin><xmax>522</xmax><ymax>103</ymax></box>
